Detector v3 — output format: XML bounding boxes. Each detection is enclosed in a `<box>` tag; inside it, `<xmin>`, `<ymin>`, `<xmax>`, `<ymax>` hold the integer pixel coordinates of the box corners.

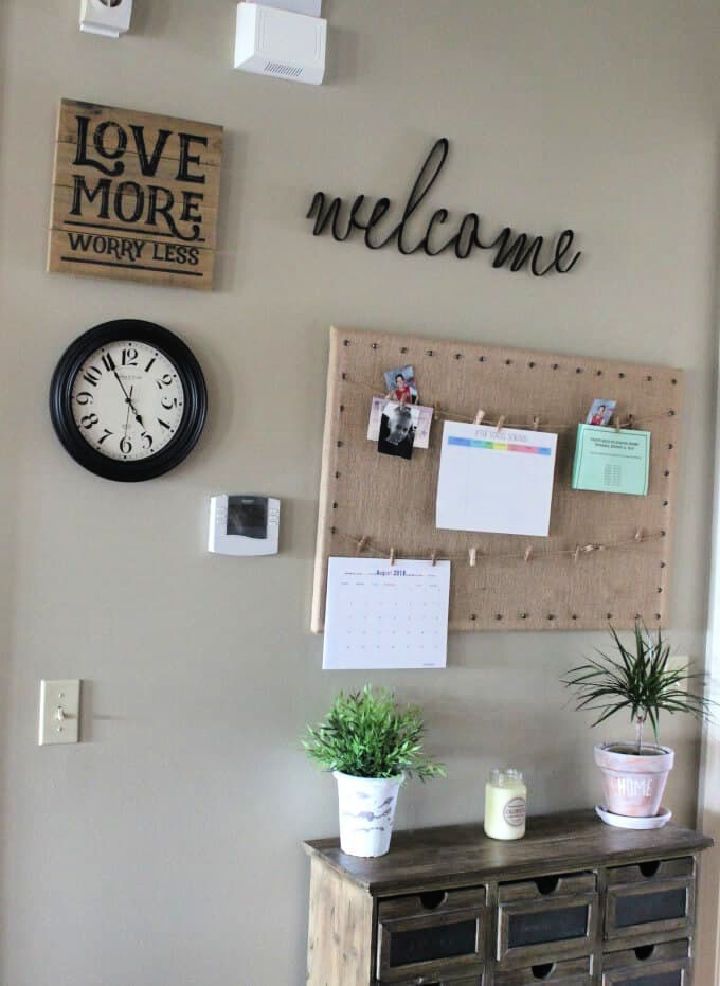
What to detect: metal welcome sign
<box><xmin>307</xmin><ymin>138</ymin><xmax>581</xmax><ymax>276</ymax></box>
<box><xmin>48</xmin><ymin>99</ymin><xmax>223</xmax><ymax>290</ymax></box>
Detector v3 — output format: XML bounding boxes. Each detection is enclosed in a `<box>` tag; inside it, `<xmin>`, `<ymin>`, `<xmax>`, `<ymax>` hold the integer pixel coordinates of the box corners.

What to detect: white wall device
<box><xmin>209</xmin><ymin>495</ymin><xmax>281</xmax><ymax>556</ymax></box>
<box><xmin>79</xmin><ymin>0</ymin><xmax>132</xmax><ymax>38</ymax></box>
<box><xmin>254</xmin><ymin>0</ymin><xmax>322</xmax><ymax>16</ymax></box>
<box><xmin>234</xmin><ymin>2</ymin><xmax>327</xmax><ymax>86</ymax></box>
<box><xmin>38</xmin><ymin>680</ymin><xmax>81</xmax><ymax>746</ymax></box>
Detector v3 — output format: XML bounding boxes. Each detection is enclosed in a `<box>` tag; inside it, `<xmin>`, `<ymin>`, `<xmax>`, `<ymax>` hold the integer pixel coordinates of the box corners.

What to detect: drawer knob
<box><xmin>634</xmin><ymin>944</ymin><xmax>656</xmax><ymax>962</ymax></box>
<box><xmin>418</xmin><ymin>890</ymin><xmax>448</xmax><ymax>911</ymax></box>
<box><xmin>532</xmin><ymin>963</ymin><xmax>556</xmax><ymax>980</ymax></box>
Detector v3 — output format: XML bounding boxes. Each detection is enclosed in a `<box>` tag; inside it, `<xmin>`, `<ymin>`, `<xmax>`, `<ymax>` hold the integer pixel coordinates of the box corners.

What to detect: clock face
<box><xmin>72</xmin><ymin>340</ymin><xmax>185</xmax><ymax>462</ymax></box>
<box><xmin>50</xmin><ymin>320</ymin><xmax>207</xmax><ymax>482</ymax></box>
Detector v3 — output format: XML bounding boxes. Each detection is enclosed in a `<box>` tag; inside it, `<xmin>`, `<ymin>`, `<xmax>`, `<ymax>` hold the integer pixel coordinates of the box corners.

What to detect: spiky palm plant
<box><xmin>303</xmin><ymin>685</ymin><xmax>446</xmax><ymax>780</ymax></box>
<box><xmin>563</xmin><ymin>621</ymin><xmax>713</xmax><ymax>754</ymax></box>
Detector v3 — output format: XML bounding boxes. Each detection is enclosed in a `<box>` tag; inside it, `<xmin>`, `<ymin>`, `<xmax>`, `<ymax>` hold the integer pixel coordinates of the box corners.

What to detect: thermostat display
<box><xmin>209</xmin><ymin>495</ymin><xmax>280</xmax><ymax>556</ymax></box>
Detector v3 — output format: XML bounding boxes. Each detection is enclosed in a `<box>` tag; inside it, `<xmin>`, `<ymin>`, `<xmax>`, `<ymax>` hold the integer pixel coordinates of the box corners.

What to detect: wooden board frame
<box><xmin>311</xmin><ymin>327</ymin><xmax>683</xmax><ymax>632</ymax></box>
<box><xmin>48</xmin><ymin>99</ymin><xmax>223</xmax><ymax>290</ymax></box>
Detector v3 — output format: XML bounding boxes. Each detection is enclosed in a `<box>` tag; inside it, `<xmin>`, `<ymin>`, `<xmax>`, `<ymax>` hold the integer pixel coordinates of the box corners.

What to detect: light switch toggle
<box><xmin>39</xmin><ymin>680</ymin><xmax>81</xmax><ymax>746</ymax></box>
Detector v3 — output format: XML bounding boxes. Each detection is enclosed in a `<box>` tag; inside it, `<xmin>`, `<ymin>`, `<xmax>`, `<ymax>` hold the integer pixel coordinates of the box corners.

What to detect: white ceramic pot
<box><xmin>334</xmin><ymin>772</ymin><xmax>403</xmax><ymax>858</ymax></box>
<box><xmin>594</xmin><ymin>741</ymin><xmax>674</xmax><ymax>818</ymax></box>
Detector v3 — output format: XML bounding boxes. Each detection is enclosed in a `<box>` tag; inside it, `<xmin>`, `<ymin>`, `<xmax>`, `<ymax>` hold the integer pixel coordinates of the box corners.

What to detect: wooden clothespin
<box><xmin>634</xmin><ymin>528</ymin><xmax>643</xmax><ymax>542</ymax></box>
<box><xmin>357</xmin><ymin>536</ymin><xmax>368</xmax><ymax>554</ymax></box>
<box><xmin>533</xmin><ymin>415</ymin><xmax>541</xmax><ymax>431</ymax></box>
<box><xmin>524</xmin><ymin>546</ymin><xmax>533</xmax><ymax>563</ymax></box>
<box><xmin>469</xmin><ymin>548</ymin><xmax>477</xmax><ymax>568</ymax></box>
<box><xmin>495</xmin><ymin>415</ymin><xmax>506</xmax><ymax>434</ymax></box>
<box><xmin>614</xmin><ymin>414</ymin><xmax>622</xmax><ymax>432</ymax></box>
<box><xmin>389</xmin><ymin>547</ymin><xmax>396</xmax><ymax>567</ymax></box>
<box><xmin>573</xmin><ymin>544</ymin><xmax>581</xmax><ymax>563</ymax></box>
<box><xmin>430</xmin><ymin>550</ymin><xmax>438</xmax><ymax>567</ymax></box>
<box><xmin>473</xmin><ymin>408</ymin><xmax>486</xmax><ymax>426</ymax></box>
<box><xmin>626</xmin><ymin>413</ymin><xmax>635</xmax><ymax>430</ymax></box>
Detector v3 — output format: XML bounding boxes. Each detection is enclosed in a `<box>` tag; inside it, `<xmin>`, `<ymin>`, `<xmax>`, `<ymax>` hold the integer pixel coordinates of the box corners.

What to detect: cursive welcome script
<box><xmin>307</xmin><ymin>139</ymin><xmax>581</xmax><ymax>276</ymax></box>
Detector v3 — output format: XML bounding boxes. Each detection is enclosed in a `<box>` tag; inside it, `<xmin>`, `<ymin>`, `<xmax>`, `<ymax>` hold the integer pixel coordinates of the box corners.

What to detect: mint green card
<box><xmin>572</xmin><ymin>424</ymin><xmax>650</xmax><ymax>496</ymax></box>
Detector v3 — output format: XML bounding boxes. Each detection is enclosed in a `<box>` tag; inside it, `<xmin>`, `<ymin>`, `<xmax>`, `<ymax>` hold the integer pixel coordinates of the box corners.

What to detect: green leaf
<box><xmin>561</xmin><ymin>619</ymin><xmax>717</xmax><ymax>741</ymax></box>
<box><xmin>302</xmin><ymin>685</ymin><xmax>446</xmax><ymax>781</ymax></box>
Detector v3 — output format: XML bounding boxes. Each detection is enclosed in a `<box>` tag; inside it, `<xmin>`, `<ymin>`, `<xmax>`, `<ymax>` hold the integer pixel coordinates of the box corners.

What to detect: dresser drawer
<box><xmin>607</xmin><ymin>858</ymin><xmax>694</xmax><ymax>887</ymax></box>
<box><xmin>390</xmin><ymin>977</ymin><xmax>484</xmax><ymax>986</ymax></box>
<box><xmin>376</xmin><ymin>888</ymin><xmax>486</xmax><ymax>983</ymax></box>
<box><xmin>494</xmin><ymin>954</ymin><xmax>593</xmax><ymax>984</ymax></box>
<box><xmin>600</xmin><ymin>939</ymin><xmax>690</xmax><ymax>985</ymax></box>
<box><xmin>497</xmin><ymin>874</ymin><xmax>598</xmax><ymax>967</ymax></box>
<box><xmin>605</xmin><ymin>861</ymin><xmax>694</xmax><ymax>941</ymax></box>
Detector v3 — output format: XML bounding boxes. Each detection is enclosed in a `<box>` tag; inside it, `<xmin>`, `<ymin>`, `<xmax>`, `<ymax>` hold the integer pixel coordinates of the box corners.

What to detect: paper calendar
<box><xmin>436</xmin><ymin>421</ymin><xmax>558</xmax><ymax>537</ymax></box>
<box><xmin>322</xmin><ymin>557</ymin><xmax>451</xmax><ymax>669</ymax></box>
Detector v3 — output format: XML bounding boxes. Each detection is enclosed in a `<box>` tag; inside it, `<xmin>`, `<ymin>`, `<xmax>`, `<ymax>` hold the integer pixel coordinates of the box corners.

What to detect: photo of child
<box><xmin>587</xmin><ymin>398</ymin><xmax>616</xmax><ymax>427</ymax></box>
<box><xmin>378</xmin><ymin>402</ymin><xmax>418</xmax><ymax>460</ymax></box>
<box><xmin>383</xmin><ymin>365</ymin><xmax>418</xmax><ymax>404</ymax></box>
<box><xmin>368</xmin><ymin>397</ymin><xmax>433</xmax><ymax>448</ymax></box>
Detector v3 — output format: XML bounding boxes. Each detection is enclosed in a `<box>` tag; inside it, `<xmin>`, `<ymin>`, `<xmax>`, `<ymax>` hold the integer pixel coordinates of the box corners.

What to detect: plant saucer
<box><xmin>595</xmin><ymin>804</ymin><xmax>672</xmax><ymax>829</ymax></box>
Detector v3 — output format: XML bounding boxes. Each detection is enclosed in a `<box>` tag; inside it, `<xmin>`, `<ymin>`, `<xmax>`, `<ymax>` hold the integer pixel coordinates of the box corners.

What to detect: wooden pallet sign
<box><xmin>48</xmin><ymin>99</ymin><xmax>223</xmax><ymax>290</ymax></box>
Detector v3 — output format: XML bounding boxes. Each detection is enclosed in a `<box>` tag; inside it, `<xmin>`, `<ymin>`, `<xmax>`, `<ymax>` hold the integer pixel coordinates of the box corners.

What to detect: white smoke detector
<box><xmin>79</xmin><ymin>0</ymin><xmax>132</xmax><ymax>38</ymax></box>
<box><xmin>234</xmin><ymin>2</ymin><xmax>327</xmax><ymax>87</ymax></box>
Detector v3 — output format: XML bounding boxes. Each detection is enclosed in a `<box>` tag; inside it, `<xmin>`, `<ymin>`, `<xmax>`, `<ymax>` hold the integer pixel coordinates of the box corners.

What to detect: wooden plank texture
<box><xmin>311</xmin><ymin>326</ymin><xmax>683</xmax><ymax>631</ymax></box>
<box><xmin>48</xmin><ymin>99</ymin><xmax>222</xmax><ymax>290</ymax></box>
<box><xmin>306</xmin><ymin>856</ymin><xmax>375</xmax><ymax>986</ymax></box>
<box><xmin>304</xmin><ymin>810</ymin><xmax>713</xmax><ymax>896</ymax></box>
<box><xmin>56</xmin><ymin>99</ymin><xmax>223</xmax><ymax>160</ymax></box>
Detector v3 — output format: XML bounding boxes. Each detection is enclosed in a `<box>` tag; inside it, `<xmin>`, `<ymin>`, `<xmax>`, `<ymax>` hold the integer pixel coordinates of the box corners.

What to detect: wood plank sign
<box><xmin>48</xmin><ymin>99</ymin><xmax>223</xmax><ymax>290</ymax></box>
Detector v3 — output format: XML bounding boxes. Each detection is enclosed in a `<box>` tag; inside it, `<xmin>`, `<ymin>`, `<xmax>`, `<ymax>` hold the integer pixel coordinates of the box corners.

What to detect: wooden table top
<box><xmin>304</xmin><ymin>809</ymin><xmax>714</xmax><ymax>895</ymax></box>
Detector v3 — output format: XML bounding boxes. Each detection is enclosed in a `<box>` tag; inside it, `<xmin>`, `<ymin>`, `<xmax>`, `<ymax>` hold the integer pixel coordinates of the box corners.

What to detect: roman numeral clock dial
<box><xmin>50</xmin><ymin>320</ymin><xmax>207</xmax><ymax>482</ymax></box>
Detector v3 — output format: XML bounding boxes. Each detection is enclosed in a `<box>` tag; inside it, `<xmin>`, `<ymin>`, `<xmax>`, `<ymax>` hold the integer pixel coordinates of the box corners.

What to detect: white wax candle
<box><xmin>484</xmin><ymin>768</ymin><xmax>527</xmax><ymax>841</ymax></box>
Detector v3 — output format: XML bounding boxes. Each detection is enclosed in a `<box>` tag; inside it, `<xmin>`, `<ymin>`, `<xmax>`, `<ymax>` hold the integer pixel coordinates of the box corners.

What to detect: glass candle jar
<box><xmin>484</xmin><ymin>768</ymin><xmax>527</xmax><ymax>840</ymax></box>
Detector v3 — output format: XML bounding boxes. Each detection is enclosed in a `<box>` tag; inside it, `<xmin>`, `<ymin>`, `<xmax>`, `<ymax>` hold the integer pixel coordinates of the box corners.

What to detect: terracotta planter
<box><xmin>334</xmin><ymin>772</ymin><xmax>403</xmax><ymax>858</ymax></box>
<box><xmin>594</xmin><ymin>741</ymin><xmax>674</xmax><ymax>818</ymax></box>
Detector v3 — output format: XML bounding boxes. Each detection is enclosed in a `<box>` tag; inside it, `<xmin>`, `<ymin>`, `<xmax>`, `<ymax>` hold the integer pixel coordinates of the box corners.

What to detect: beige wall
<box><xmin>1</xmin><ymin>1</ymin><xmax>720</xmax><ymax>983</ymax></box>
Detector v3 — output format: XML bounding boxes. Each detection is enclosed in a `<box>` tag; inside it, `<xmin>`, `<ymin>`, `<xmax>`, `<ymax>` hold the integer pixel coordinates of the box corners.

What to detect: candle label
<box><xmin>503</xmin><ymin>797</ymin><xmax>527</xmax><ymax>828</ymax></box>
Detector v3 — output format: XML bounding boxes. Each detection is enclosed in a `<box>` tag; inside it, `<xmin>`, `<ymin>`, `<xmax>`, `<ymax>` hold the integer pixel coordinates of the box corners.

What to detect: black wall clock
<box><xmin>50</xmin><ymin>319</ymin><xmax>208</xmax><ymax>482</ymax></box>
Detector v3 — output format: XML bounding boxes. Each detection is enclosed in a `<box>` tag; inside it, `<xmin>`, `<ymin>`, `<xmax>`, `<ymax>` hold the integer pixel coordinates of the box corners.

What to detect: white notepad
<box><xmin>323</xmin><ymin>557</ymin><xmax>450</xmax><ymax>669</ymax></box>
<box><xmin>436</xmin><ymin>421</ymin><xmax>558</xmax><ymax>536</ymax></box>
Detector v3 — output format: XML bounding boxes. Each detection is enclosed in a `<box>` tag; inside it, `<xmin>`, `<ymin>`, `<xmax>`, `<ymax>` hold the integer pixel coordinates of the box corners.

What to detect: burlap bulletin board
<box><xmin>311</xmin><ymin>327</ymin><xmax>683</xmax><ymax>632</ymax></box>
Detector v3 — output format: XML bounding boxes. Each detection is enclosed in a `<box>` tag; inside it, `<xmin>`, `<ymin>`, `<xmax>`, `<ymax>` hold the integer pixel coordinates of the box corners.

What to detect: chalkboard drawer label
<box><xmin>376</xmin><ymin>888</ymin><xmax>486</xmax><ymax>983</ymax></box>
<box><xmin>600</xmin><ymin>937</ymin><xmax>690</xmax><ymax>985</ymax></box>
<box><xmin>494</xmin><ymin>953</ymin><xmax>593</xmax><ymax>984</ymax></box>
<box><xmin>499</xmin><ymin>873</ymin><xmax>596</xmax><ymax>903</ymax></box>
<box><xmin>605</xmin><ymin>878</ymin><xmax>693</xmax><ymax>941</ymax></box>
<box><xmin>607</xmin><ymin>858</ymin><xmax>694</xmax><ymax>887</ymax></box>
<box><xmin>498</xmin><ymin>892</ymin><xmax>598</xmax><ymax>967</ymax></box>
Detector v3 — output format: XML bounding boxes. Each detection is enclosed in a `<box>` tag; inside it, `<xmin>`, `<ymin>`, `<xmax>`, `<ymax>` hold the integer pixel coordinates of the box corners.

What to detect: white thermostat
<box><xmin>209</xmin><ymin>495</ymin><xmax>280</xmax><ymax>556</ymax></box>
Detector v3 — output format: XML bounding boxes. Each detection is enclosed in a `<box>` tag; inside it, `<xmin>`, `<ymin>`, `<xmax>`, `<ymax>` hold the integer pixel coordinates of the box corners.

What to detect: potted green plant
<box><xmin>303</xmin><ymin>685</ymin><xmax>445</xmax><ymax>857</ymax></box>
<box><xmin>563</xmin><ymin>621</ymin><xmax>713</xmax><ymax>824</ymax></box>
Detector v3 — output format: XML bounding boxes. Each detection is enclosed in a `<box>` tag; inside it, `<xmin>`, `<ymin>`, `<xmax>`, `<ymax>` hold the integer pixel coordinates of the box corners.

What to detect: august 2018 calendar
<box><xmin>322</xmin><ymin>557</ymin><xmax>451</xmax><ymax>670</ymax></box>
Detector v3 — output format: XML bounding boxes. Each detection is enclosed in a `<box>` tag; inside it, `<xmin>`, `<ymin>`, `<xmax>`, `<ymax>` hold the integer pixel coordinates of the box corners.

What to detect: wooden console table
<box><xmin>304</xmin><ymin>809</ymin><xmax>713</xmax><ymax>985</ymax></box>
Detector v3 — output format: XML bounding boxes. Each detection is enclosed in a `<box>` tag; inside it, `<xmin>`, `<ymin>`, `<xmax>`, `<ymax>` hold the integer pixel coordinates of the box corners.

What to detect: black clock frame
<box><xmin>50</xmin><ymin>319</ymin><xmax>208</xmax><ymax>482</ymax></box>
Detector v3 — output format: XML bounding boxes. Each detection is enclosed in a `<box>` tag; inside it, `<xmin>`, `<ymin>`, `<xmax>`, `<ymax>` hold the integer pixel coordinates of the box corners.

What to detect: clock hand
<box><xmin>113</xmin><ymin>370</ymin><xmax>145</xmax><ymax>428</ymax></box>
<box><xmin>123</xmin><ymin>386</ymin><xmax>134</xmax><ymax>437</ymax></box>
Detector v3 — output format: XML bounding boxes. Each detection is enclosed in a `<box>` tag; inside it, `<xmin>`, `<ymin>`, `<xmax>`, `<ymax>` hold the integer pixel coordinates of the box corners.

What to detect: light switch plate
<box><xmin>38</xmin><ymin>680</ymin><xmax>81</xmax><ymax>746</ymax></box>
